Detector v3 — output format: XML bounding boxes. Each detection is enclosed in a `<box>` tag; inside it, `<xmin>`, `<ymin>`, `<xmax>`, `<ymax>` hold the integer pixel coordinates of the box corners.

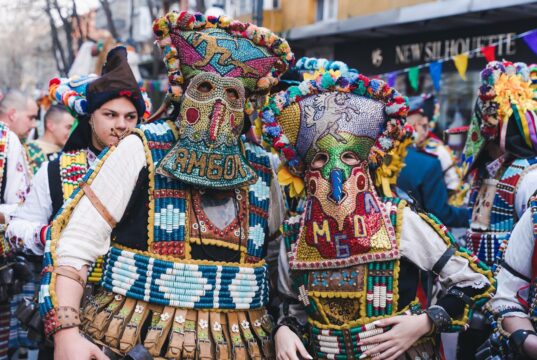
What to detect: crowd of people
<box><xmin>0</xmin><ymin>9</ymin><xmax>536</xmax><ymax>360</ymax></box>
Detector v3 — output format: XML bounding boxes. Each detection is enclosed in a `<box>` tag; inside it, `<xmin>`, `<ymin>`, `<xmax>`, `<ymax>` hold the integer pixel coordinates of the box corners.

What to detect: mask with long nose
<box><xmin>283</xmin><ymin>93</ymin><xmax>398</xmax><ymax>266</ymax></box>
<box><xmin>158</xmin><ymin>73</ymin><xmax>258</xmax><ymax>189</ymax></box>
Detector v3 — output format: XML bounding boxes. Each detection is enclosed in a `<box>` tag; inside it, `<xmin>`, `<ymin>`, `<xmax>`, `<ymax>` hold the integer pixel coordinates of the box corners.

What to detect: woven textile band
<box><xmin>101</xmin><ymin>246</ymin><xmax>269</xmax><ymax>310</ymax></box>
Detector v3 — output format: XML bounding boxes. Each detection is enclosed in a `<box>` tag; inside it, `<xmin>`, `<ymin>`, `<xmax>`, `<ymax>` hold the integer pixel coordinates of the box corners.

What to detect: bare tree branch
<box><xmin>52</xmin><ymin>0</ymin><xmax>75</xmax><ymax>67</ymax></box>
<box><xmin>45</xmin><ymin>0</ymin><xmax>67</xmax><ymax>76</ymax></box>
<box><xmin>99</xmin><ymin>0</ymin><xmax>119</xmax><ymax>41</ymax></box>
<box><xmin>129</xmin><ymin>0</ymin><xmax>135</xmax><ymax>40</ymax></box>
<box><xmin>72</xmin><ymin>0</ymin><xmax>85</xmax><ymax>47</ymax></box>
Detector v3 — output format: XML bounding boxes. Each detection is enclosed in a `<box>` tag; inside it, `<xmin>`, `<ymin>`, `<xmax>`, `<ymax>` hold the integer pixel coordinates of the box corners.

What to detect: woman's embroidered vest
<box><xmin>41</xmin><ymin>120</ymin><xmax>275</xmax><ymax>359</ymax></box>
<box><xmin>467</xmin><ymin>158</ymin><xmax>537</xmax><ymax>266</ymax></box>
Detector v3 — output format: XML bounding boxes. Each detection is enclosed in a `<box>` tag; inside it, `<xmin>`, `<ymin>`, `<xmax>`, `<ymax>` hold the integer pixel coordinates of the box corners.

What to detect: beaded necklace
<box><xmin>59</xmin><ymin>150</ymin><xmax>88</xmax><ymax>200</ymax></box>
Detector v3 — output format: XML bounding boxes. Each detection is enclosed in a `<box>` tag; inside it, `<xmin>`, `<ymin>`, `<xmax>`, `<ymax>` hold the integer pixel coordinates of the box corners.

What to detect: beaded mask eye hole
<box><xmin>341</xmin><ymin>151</ymin><xmax>360</xmax><ymax>166</ymax></box>
<box><xmin>197</xmin><ymin>81</ymin><xmax>214</xmax><ymax>94</ymax></box>
<box><xmin>311</xmin><ymin>152</ymin><xmax>329</xmax><ymax>170</ymax></box>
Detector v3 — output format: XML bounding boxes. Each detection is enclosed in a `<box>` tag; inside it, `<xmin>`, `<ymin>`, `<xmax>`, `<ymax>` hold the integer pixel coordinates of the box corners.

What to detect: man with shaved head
<box><xmin>0</xmin><ymin>90</ymin><xmax>38</xmax><ymax>142</ymax></box>
<box><xmin>26</xmin><ymin>105</ymin><xmax>74</xmax><ymax>174</ymax></box>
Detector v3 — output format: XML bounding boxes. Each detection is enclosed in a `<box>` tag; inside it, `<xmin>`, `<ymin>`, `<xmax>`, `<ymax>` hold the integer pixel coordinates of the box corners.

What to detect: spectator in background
<box><xmin>25</xmin><ymin>105</ymin><xmax>74</xmax><ymax>174</ymax></box>
<box><xmin>0</xmin><ymin>90</ymin><xmax>38</xmax><ymax>142</ymax></box>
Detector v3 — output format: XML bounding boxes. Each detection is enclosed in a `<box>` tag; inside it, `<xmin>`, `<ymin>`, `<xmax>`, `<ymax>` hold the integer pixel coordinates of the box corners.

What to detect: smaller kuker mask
<box><xmin>158</xmin><ymin>73</ymin><xmax>258</xmax><ymax>189</ymax></box>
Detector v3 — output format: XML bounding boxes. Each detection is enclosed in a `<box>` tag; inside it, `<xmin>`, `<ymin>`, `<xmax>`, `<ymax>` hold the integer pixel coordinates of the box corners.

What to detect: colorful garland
<box><xmin>260</xmin><ymin>69</ymin><xmax>408</xmax><ymax>194</ymax></box>
<box><xmin>294</xmin><ymin>56</ymin><xmax>355</xmax><ymax>76</ymax></box>
<box><xmin>373</xmin><ymin>124</ymin><xmax>414</xmax><ymax>197</ymax></box>
<box><xmin>49</xmin><ymin>75</ymin><xmax>97</xmax><ymax>116</ymax></box>
<box><xmin>152</xmin><ymin>10</ymin><xmax>294</xmax><ymax>101</ymax></box>
<box><xmin>49</xmin><ymin>75</ymin><xmax>152</xmax><ymax>120</ymax></box>
<box><xmin>478</xmin><ymin>60</ymin><xmax>535</xmax><ymax>140</ymax></box>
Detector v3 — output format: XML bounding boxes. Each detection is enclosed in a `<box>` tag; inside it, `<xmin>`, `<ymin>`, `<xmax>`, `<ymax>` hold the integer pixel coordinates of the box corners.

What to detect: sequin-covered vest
<box><xmin>467</xmin><ymin>157</ymin><xmax>537</xmax><ymax>266</ymax></box>
<box><xmin>282</xmin><ymin>198</ymin><xmax>433</xmax><ymax>360</ymax></box>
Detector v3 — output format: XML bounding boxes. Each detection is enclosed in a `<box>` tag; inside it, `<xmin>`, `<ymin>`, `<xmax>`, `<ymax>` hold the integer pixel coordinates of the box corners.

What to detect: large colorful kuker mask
<box><xmin>261</xmin><ymin>68</ymin><xmax>409</xmax><ymax>267</ymax></box>
<box><xmin>152</xmin><ymin>11</ymin><xmax>294</xmax><ymax>189</ymax></box>
<box><xmin>462</xmin><ymin>60</ymin><xmax>537</xmax><ymax>176</ymax></box>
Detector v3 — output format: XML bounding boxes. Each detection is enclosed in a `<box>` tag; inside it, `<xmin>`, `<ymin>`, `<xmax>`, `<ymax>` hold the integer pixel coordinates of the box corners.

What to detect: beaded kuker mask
<box><xmin>158</xmin><ymin>73</ymin><xmax>257</xmax><ymax>189</ymax></box>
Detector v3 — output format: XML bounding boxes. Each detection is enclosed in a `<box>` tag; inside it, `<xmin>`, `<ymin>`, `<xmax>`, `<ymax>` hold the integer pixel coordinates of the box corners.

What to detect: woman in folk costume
<box><xmin>259</xmin><ymin>67</ymin><xmax>495</xmax><ymax>360</ymax></box>
<box><xmin>40</xmin><ymin>11</ymin><xmax>292</xmax><ymax>360</ymax></box>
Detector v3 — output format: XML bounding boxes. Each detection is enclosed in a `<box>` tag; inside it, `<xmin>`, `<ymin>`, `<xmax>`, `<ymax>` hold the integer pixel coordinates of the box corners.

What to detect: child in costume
<box><xmin>260</xmin><ymin>66</ymin><xmax>495</xmax><ymax>360</ymax></box>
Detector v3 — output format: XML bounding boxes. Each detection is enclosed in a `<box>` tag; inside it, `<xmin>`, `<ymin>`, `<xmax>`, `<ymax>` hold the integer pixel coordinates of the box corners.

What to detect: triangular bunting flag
<box><xmin>481</xmin><ymin>45</ymin><xmax>496</xmax><ymax>63</ymax></box>
<box><xmin>387</xmin><ymin>71</ymin><xmax>398</xmax><ymax>87</ymax></box>
<box><xmin>453</xmin><ymin>54</ymin><xmax>468</xmax><ymax>81</ymax></box>
<box><xmin>408</xmin><ymin>66</ymin><xmax>419</xmax><ymax>92</ymax></box>
<box><xmin>523</xmin><ymin>30</ymin><xmax>537</xmax><ymax>56</ymax></box>
<box><xmin>429</xmin><ymin>61</ymin><xmax>442</xmax><ymax>92</ymax></box>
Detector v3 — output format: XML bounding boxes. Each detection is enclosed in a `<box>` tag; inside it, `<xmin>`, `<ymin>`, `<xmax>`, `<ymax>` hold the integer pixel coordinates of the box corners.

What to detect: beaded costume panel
<box><xmin>467</xmin><ymin>157</ymin><xmax>537</xmax><ymax>265</ymax></box>
<box><xmin>137</xmin><ymin>119</ymin><xmax>272</xmax><ymax>262</ymax></box>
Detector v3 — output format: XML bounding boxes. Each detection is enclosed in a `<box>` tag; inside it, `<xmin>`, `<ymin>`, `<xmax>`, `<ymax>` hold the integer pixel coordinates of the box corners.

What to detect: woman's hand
<box><xmin>54</xmin><ymin>328</ymin><xmax>109</xmax><ymax>360</ymax></box>
<box><xmin>275</xmin><ymin>325</ymin><xmax>313</xmax><ymax>360</ymax></box>
<box><xmin>359</xmin><ymin>314</ymin><xmax>433</xmax><ymax>360</ymax></box>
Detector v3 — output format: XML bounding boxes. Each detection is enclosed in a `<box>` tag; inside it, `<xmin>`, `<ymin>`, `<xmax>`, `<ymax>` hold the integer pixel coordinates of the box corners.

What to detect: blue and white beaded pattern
<box><xmin>244</xmin><ymin>141</ymin><xmax>272</xmax><ymax>259</ymax></box>
<box><xmin>140</xmin><ymin>120</ymin><xmax>188</xmax><ymax>243</ymax></box>
<box><xmin>101</xmin><ymin>247</ymin><xmax>269</xmax><ymax>309</ymax></box>
<box><xmin>140</xmin><ymin>120</ymin><xmax>272</xmax><ymax>258</ymax></box>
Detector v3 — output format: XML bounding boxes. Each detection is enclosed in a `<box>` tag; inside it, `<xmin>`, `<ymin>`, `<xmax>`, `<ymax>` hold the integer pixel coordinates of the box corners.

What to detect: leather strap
<box><xmin>238</xmin><ymin>312</ymin><xmax>261</xmax><ymax>360</ymax></box>
<box><xmin>87</xmin><ymin>294</ymin><xmax>125</xmax><ymax>340</ymax></box>
<box><xmin>500</xmin><ymin>260</ymin><xmax>531</xmax><ymax>283</ymax></box>
<box><xmin>165</xmin><ymin>308</ymin><xmax>188</xmax><ymax>359</ymax></box>
<box><xmin>182</xmin><ymin>310</ymin><xmax>197</xmax><ymax>360</ymax></box>
<box><xmin>210</xmin><ymin>312</ymin><xmax>229</xmax><ymax>360</ymax></box>
<box><xmin>249</xmin><ymin>310</ymin><xmax>273</xmax><ymax>359</ymax></box>
<box><xmin>144</xmin><ymin>306</ymin><xmax>175</xmax><ymax>357</ymax></box>
<box><xmin>104</xmin><ymin>297</ymin><xmax>137</xmax><ymax>349</ymax></box>
<box><xmin>119</xmin><ymin>300</ymin><xmax>150</xmax><ymax>354</ymax></box>
<box><xmin>432</xmin><ymin>246</ymin><xmax>457</xmax><ymax>275</ymax></box>
<box><xmin>227</xmin><ymin>312</ymin><xmax>248</xmax><ymax>360</ymax></box>
<box><xmin>447</xmin><ymin>288</ymin><xmax>475</xmax><ymax>306</ymax></box>
<box><xmin>196</xmin><ymin>311</ymin><xmax>213</xmax><ymax>360</ymax></box>
<box><xmin>81</xmin><ymin>291</ymin><xmax>115</xmax><ymax>326</ymax></box>
<box><xmin>54</xmin><ymin>267</ymin><xmax>86</xmax><ymax>288</ymax></box>
<box><xmin>80</xmin><ymin>182</ymin><xmax>117</xmax><ymax>228</ymax></box>
<box><xmin>56</xmin><ymin>306</ymin><xmax>81</xmax><ymax>331</ymax></box>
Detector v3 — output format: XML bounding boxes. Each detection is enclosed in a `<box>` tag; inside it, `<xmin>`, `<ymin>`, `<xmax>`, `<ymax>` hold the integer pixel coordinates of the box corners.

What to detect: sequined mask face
<box><xmin>179</xmin><ymin>72</ymin><xmax>246</xmax><ymax>147</ymax></box>
<box><xmin>157</xmin><ymin>73</ymin><xmax>257</xmax><ymax>189</ymax></box>
<box><xmin>306</xmin><ymin>133</ymin><xmax>374</xmax><ymax>223</ymax></box>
